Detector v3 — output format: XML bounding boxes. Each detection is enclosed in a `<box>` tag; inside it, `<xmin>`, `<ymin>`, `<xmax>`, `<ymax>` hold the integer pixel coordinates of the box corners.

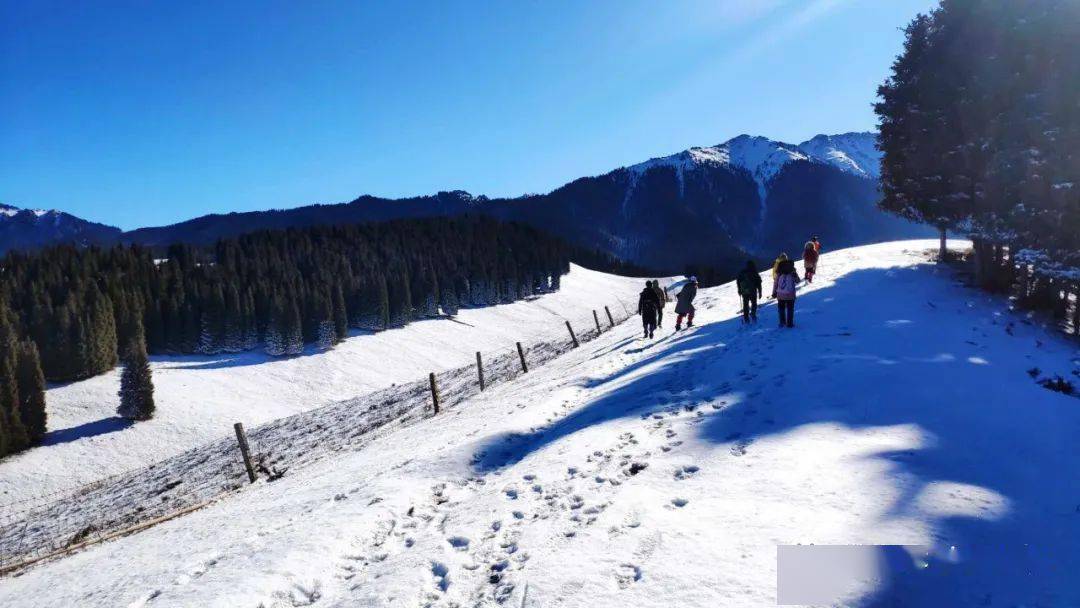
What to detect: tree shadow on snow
<box><xmin>43</xmin><ymin>416</ymin><xmax>133</xmax><ymax>446</ymax></box>
<box><xmin>472</xmin><ymin>264</ymin><xmax>1080</xmax><ymax>606</ymax></box>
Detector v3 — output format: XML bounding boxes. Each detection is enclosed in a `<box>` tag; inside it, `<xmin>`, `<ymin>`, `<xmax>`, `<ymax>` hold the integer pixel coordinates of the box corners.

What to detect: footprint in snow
<box><xmin>430</xmin><ymin>561</ymin><xmax>450</xmax><ymax>592</ymax></box>
<box><xmin>730</xmin><ymin>439</ymin><xmax>751</xmax><ymax>457</ymax></box>
<box><xmin>673</xmin><ymin>465</ymin><xmax>700</xmax><ymax>480</ymax></box>
<box><xmin>670</xmin><ymin>498</ymin><xmax>689</xmax><ymax>508</ymax></box>
<box><xmin>447</xmin><ymin>536</ymin><xmax>470</xmax><ymax>550</ymax></box>
<box><xmin>616</xmin><ymin>563</ymin><xmax>643</xmax><ymax>588</ymax></box>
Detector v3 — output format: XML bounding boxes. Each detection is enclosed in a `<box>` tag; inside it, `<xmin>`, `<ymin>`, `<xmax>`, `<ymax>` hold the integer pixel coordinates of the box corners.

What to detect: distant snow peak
<box><xmin>797</xmin><ymin>132</ymin><xmax>881</xmax><ymax>179</ymax></box>
<box><xmin>0</xmin><ymin>203</ymin><xmax>56</xmax><ymax>220</ymax></box>
<box><xmin>629</xmin><ymin>146</ymin><xmax>728</xmax><ymax>177</ymax></box>
<box><xmin>723</xmin><ymin>135</ymin><xmax>809</xmax><ymax>200</ymax></box>
<box><xmin>627</xmin><ymin>134</ymin><xmax>827</xmax><ymax>203</ymax></box>
<box><xmin>626</xmin><ymin>131</ymin><xmax>881</xmax><ymax>199</ymax></box>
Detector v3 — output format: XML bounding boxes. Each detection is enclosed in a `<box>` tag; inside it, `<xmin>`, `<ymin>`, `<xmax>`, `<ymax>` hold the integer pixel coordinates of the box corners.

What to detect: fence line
<box><xmin>0</xmin><ymin>299</ymin><xmax>637</xmax><ymax>575</ymax></box>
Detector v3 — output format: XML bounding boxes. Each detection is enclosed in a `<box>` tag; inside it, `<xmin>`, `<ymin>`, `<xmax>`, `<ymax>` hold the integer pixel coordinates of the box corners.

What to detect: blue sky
<box><xmin>2</xmin><ymin>0</ymin><xmax>938</xmax><ymax>230</ymax></box>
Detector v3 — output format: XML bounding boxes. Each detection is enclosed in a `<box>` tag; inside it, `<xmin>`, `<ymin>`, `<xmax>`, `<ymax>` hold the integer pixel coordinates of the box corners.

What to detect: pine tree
<box><xmin>0</xmin><ymin>303</ymin><xmax>28</xmax><ymax>455</ymax></box>
<box><xmin>264</xmin><ymin>297</ymin><xmax>287</xmax><ymax>356</ymax></box>
<box><xmin>332</xmin><ymin>285</ymin><xmax>348</xmax><ymax>342</ymax></box>
<box><xmin>117</xmin><ymin>319</ymin><xmax>155</xmax><ymax>421</ymax></box>
<box><xmin>284</xmin><ymin>299</ymin><xmax>304</xmax><ymax>356</ymax></box>
<box><xmin>15</xmin><ymin>340</ymin><xmax>47</xmax><ymax>443</ymax></box>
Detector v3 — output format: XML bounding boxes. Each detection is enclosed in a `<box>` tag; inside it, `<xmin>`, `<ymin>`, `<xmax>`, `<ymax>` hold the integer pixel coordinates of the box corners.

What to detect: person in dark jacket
<box><xmin>771</xmin><ymin>259</ymin><xmax>800</xmax><ymax>328</ymax></box>
<box><xmin>637</xmin><ymin>282</ymin><xmax>662</xmax><ymax>338</ymax></box>
<box><xmin>649</xmin><ymin>280</ymin><xmax>667</xmax><ymax>328</ymax></box>
<box><xmin>736</xmin><ymin>261</ymin><xmax>763</xmax><ymax>323</ymax></box>
<box><xmin>674</xmin><ymin>276</ymin><xmax>698</xmax><ymax>330</ymax></box>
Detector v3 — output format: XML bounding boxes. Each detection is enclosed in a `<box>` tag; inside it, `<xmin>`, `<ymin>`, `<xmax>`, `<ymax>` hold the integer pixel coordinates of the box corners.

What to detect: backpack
<box><xmin>776</xmin><ymin>274</ymin><xmax>797</xmax><ymax>300</ymax></box>
<box><xmin>736</xmin><ymin>271</ymin><xmax>757</xmax><ymax>296</ymax></box>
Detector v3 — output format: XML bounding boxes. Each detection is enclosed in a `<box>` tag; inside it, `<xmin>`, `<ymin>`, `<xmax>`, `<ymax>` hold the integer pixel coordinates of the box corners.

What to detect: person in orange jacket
<box><xmin>803</xmin><ymin>240</ymin><xmax>820</xmax><ymax>283</ymax></box>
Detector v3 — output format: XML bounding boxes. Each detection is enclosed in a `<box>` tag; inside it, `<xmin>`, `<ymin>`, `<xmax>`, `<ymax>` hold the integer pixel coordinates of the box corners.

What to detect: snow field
<box><xmin>1</xmin><ymin>240</ymin><xmax>1077</xmax><ymax>607</ymax></box>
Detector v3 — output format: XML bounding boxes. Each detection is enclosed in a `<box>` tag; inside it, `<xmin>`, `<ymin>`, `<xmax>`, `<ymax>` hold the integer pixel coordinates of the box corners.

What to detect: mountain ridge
<box><xmin>0</xmin><ymin>203</ymin><xmax>121</xmax><ymax>253</ymax></box>
<box><xmin>3</xmin><ymin>131</ymin><xmax>929</xmax><ymax>270</ymax></box>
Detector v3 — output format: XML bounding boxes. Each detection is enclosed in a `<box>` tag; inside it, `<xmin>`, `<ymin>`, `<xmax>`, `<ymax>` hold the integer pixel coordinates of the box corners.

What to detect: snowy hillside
<box><xmin>0</xmin><ymin>265</ymin><xmax>645</xmax><ymax>505</ymax></box>
<box><xmin>2</xmin><ymin>241</ymin><xmax>1077</xmax><ymax>607</ymax></box>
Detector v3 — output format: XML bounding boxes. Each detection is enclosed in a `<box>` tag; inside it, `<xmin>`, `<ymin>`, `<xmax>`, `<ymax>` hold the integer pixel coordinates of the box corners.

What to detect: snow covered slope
<box><xmin>0</xmin><ymin>265</ymin><xmax>645</xmax><ymax>505</ymax></box>
<box><xmin>3</xmin><ymin>241</ymin><xmax>1078</xmax><ymax>607</ymax></box>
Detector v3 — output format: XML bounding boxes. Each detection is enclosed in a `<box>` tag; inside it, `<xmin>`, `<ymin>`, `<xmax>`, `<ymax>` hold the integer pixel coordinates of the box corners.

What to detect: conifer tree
<box><xmin>264</xmin><ymin>297</ymin><xmax>287</xmax><ymax>357</ymax></box>
<box><xmin>0</xmin><ymin>345</ymin><xmax>28</xmax><ymax>455</ymax></box>
<box><xmin>332</xmin><ymin>285</ymin><xmax>348</xmax><ymax>342</ymax></box>
<box><xmin>15</xmin><ymin>340</ymin><xmax>47</xmax><ymax>443</ymax></box>
<box><xmin>117</xmin><ymin>318</ymin><xmax>155</xmax><ymax>421</ymax></box>
<box><xmin>284</xmin><ymin>299</ymin><xmax>304</xmax><ymax>356</ymax></box>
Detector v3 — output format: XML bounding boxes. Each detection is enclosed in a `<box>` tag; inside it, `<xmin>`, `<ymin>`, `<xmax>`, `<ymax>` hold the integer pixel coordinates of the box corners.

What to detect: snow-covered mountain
<box><xmin>0</xmin><ymin>203</ymin><xmax>120</xmax><ymax>254</ymax></box>
<box><xmin>3</xmin><ymin>240</ymin><xmax>1077</xmax><ymax>607</ymax></box>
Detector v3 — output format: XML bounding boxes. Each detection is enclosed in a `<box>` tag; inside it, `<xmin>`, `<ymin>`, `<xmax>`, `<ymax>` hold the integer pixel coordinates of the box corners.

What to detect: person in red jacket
<box><xmin>802</xmin><ymin>240</ymin><xmax>820</xmax><ymax>284</ymax></box>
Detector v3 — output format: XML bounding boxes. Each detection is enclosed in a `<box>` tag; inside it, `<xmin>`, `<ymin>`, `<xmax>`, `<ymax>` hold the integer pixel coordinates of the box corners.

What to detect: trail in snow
<box><xmin>0</xmin><ymin>241</ymin><xmax>1077</xmax><ymax>608</ymax></box>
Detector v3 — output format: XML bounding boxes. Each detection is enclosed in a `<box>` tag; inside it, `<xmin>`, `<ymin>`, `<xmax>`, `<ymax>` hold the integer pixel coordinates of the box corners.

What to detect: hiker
<box><xmin>803</xmin><ymin>240</ymin><xmax>819</xmax><ymax>284</ymax></box>
<box><xmin>771</xmin><ymin>259</ymin><xmax>800</xmax><ymax>328</ymax></box>
<box><xmin>638</xmin><ymin>281</ymin><xmax>661</xmax><ymax>338</ymax></box>
<box><xmin>771</xmin><ymin>252</ymin><xmax>789</xmax><ymax>288</ymax></box>
<box><xmin>674</xmin><ymin>276</ymin><xmax>698</xmax><ymax>331</ymax></box>
<box><xmin>736</xmin><ymin>260</ymin><xmax>762</xmax><ymax>323</ymax></box>
<box><xmin>650</xmin><ymin>280</ymin><xmax>667</xmax><ymax>328</ymax></box>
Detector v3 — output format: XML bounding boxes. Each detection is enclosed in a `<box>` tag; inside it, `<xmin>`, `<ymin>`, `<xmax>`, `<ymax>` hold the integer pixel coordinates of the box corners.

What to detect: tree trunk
<box><xmin>992</xmin><ymin>243</ymin><xmax>1005</xmax><ymax>290</ymax></box>
<box><xmin>973</xmin><ymin>238</ymin><xmax>987</xmax><ymax>287</ymax></box>
<box><xmin>938</xmin><ymin>225</ymin><xmax>948</xmax><ymax>262</ymax></box>
<box><xmin>1072</xmin><ymin>289</ymin><xmax>1080</xmax><ymax>335</ymax></box>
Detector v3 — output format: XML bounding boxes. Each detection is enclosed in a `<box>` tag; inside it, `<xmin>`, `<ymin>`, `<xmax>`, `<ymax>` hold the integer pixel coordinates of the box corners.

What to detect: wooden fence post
<box><xmin>429</xmin><ymin>372</ymin><xmax>441</xmax><ymax>415</ymax></box>
<box><xmin>476</xmin><ymin>351</ymin><xmax>485</xmax><ymax>391</ymax></box>
<box><xmin>233</xmin><ymin>423</ymin><xmax>256</xmax><ymax>484</ymax></box>
<box><xmin>593</xmin><ymin>310</ymin><xmax>602</xmax><ymax>334</ymax></box>
<box><xmin>565</xmin><ymin>321</ymin><xmax>579</xmax><ymax>348</ymax></box>
<box><xmin>604</xmin><ymin>306</ymin><xmax>615</xmax><ymax>328</ymax></box>
<box><xmin>516</xmin><ymin>342</ymin><xmax>529</xmax><ymax>373</ymax></box>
